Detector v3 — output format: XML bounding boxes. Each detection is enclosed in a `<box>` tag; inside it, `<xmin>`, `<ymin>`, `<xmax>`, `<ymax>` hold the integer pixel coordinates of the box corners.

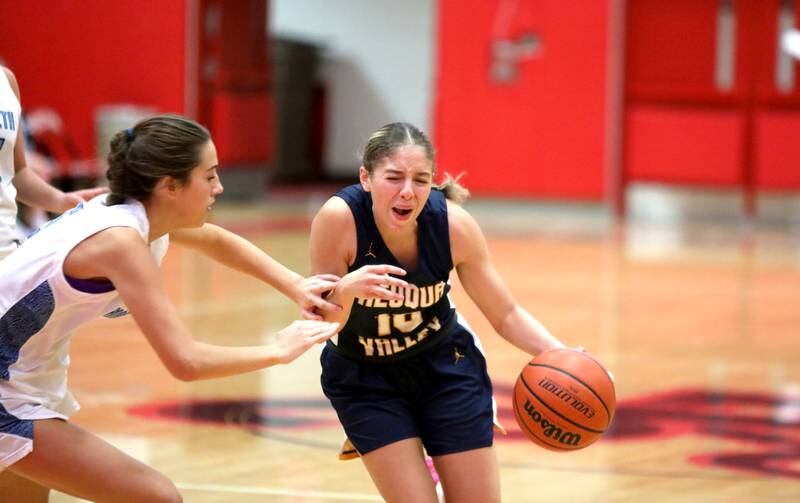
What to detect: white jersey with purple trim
<box><xmin>0</xmin><ymin>68</ymin><xmax>21</xmax><ymax>260</ymax></box>
<box><xmin>0</xmin><ymin>195</ymin><xmax>168</xmax><ymax>424</ymax></box>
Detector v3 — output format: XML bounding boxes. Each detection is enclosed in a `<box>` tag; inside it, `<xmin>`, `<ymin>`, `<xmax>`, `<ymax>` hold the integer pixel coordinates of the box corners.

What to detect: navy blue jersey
<box><xmin>331</xmin><ymin>184</ymin><xmax>457</xmax><ymax>361</ymax></box>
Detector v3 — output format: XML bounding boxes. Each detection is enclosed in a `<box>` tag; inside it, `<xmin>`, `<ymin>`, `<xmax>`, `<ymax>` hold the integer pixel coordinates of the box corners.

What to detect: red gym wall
<box><xmin>0</xmin><ymin>1</ymin><xmax>188</xmax><ymax>159</ymax></box>
<box><xmin>197</xmin><ymin>0</ymin><xmax>273</xmax><ymax>166</ymax></box>
<box><xmin>623</xmin><ymin>0</ymin><xmax>800</xmax><ymax>202</ymax></box>
<box><xmin>0</xmin><ymin>0</ymin><xmax>272</xmax><ymax>166</ymax></box>
<box><xmin>434</xmin><ymin>0</ymin><xmax>612</xmax><ymax>200</ymax></box>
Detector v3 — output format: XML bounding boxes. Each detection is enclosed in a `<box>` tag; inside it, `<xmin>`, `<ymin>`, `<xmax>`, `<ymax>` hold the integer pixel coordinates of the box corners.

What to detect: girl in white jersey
<box><xmin>0</xmin><ymin>114</ymin><xmax>341</xmax><ymax>502</ymax></box>
<box><xmin>0</xmin><ymin>65</ymin><xmax>106</xmax><ymax>259</ymax></box>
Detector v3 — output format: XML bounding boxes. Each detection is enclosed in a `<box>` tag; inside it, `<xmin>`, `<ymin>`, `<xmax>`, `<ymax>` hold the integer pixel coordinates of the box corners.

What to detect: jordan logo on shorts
<box><xmin>454</xmin><ymin>347</ymin><xmax>464</xmax><ymax>364</ymax></box>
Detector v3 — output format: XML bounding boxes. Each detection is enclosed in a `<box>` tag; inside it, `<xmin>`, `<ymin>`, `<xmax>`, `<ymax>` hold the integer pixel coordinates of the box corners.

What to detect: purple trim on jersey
<box><xmin>65</xmin><ymin>275</ymin><xmax>115</xmax><ymax>294</ymax></box>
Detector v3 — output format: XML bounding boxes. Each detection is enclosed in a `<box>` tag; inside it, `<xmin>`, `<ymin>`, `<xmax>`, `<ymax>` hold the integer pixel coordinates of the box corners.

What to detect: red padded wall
<box><xmin>0</xmin><ymin>0</ymin><xmax>188</xmax><ymax>159</ymax></box>
<box><xmin>624</xmin><ymin>0</ymin><xmax>800</xmax><ymax>195</ymax></box>
<box><xmin>754</xmin><ymin>112</ymin><xmax>800</xmax><ymax>189</ymax></box>
<box><xmin>625</xmin><ymin>106</ymin><xmax>744</xmax><ymax>186</ymax></box>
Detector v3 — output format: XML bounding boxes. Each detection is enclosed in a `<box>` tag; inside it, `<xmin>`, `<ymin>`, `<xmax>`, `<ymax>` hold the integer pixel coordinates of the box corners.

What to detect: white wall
<box><xmin>270</xmin><ymin>0</ymin><xmax>435</xmax><ymax>177</ymax></box>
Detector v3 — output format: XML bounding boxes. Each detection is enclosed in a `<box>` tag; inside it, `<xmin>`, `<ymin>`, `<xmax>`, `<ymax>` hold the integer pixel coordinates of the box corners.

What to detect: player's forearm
<box><xmin>166</xmin><ymin>341</ymin><xmax>284</xmax><ymax>381</ymax></box>
<box><xmin>499</xmin><ymin>306</ymin><xmax>566</xmax><ymax>356</ymax></box>
<box><xmin>197</xmin><ymin>224</ymin><xmax>305</xmax><ymax>300</ymax></box>
<box><xmin>13</xmin><ymin>166</ymin><xmax>70</xmax><ymax>213</ymax></box>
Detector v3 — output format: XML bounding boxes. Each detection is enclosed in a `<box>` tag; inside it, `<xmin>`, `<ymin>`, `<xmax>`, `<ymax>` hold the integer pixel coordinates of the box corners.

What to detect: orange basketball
<box><xmin>512</xmin><ymin>348</ymin><xmax>616</xmax><ymax>451</ymax></box>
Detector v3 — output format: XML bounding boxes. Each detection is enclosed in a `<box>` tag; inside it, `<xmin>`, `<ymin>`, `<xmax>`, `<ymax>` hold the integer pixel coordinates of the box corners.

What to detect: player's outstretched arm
<box><xmin>74</xmin><ymin>227</ymin><xmax>338</xmax><ymax>380</ymax></box>
<box><xmin>448</xmin><ymin>201</ymin><xmax>566</xmax><ymax>356</ymax></box>
<box><xmin>171</xmin><ymin>223</ymin><xmax>342</xmax><ymax>318</ymax></box>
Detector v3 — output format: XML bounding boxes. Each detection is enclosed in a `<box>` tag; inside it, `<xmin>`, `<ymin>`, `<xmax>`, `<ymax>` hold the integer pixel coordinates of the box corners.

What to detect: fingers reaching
<box><xmin>301</xmin><ymin>308</ymin><xmax>323</xmax><ymax>320</ymax></box>
<box><xmin>315</xmin><ymin>273</ymin><xmax>341</xmax><ymax>282</ymax></box>
<box><xmin>310</xmin><ymin>321</ymin><xmax>340</xmax><ymax>343</ymax></box>
<box><xmin>297</xmin><ymin>274</ymin><xmax>343</xmax><ymax>314</ymax></box>
<box><xmin>366</xmin><ymin>264</ymin><xmax>407</xmax><ymax>277</ymax></box>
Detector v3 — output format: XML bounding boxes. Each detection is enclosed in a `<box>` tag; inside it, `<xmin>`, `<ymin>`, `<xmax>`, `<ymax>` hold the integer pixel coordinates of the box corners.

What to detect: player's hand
<box><xmin>274</xmin><ymin>320</ymin><xmax>339</xmax><ymax>364</ymax></box>
<box><xmin>295</xmin><ymin>274</ymin><xmax>342</xmax><ymax>320</ymax></box>
<box><xmin>60</xmin><ymin>187</ymin><xmax>110</xmax><ymax>211</ymax></box>
<box><xmin>340</xmin><ymin>264</ymin><xmax>408</xmax><ymax>302</ymax></box>
<box><xmin>574</xmin><ymin>346</ymin><xmax>615</xmax><ymax>383</ymax></box>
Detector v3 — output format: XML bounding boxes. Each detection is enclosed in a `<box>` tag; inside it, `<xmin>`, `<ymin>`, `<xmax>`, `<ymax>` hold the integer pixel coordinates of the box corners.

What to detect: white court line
<box><xmin>175</xmin><ymin>482</ymin><xmax>381</xmax><ymax>501</ymax></box>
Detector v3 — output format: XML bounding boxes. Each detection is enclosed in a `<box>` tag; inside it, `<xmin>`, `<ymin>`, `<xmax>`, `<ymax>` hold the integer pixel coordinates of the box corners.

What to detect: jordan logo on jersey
<box><xmin>364</xmin><ymin>242</ymin><xmax>377</xmax><ymax>258</ymax></box>
<box><xmin>0</xmin><ymin>110</ymin><xmax>15</xmax><ymax>131</ymax></box>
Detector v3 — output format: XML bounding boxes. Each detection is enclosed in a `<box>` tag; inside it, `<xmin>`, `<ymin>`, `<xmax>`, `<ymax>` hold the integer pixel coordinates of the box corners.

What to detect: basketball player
<box><xmin>0</xmin><ymin>115</ymin><xmax>341</xmax><ymax>502</ymax></box>
<box><xmin>309</xmin><ymin>122</ymin><xmax>567</xmax><ymax>502</ymax></box>
<box><xmin>0</xmin><ymin>65</ymin><xmax>107</xmax><ymax>260</ymax></box>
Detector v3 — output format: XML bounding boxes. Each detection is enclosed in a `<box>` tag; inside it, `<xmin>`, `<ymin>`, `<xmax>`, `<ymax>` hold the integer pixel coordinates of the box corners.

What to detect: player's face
<box><xmin>361</xmin><ymin>145</ymin><xmax>433</xmax><ymax>233</ymax></box>
<box><xmin>178</xmin><ymin>140</ymin><xmax>224</xmax><ymax>227</ymax></box>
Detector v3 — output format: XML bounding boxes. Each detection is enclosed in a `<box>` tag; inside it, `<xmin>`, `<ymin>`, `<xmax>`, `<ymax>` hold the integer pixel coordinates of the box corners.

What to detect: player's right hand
<box><xmin>340</xmin><ymin>264</ymin><xmax>408</xmax><ymax>302</ymax></box>
<box><xmin>275</xmin><ymin>320</ymin><xmax>339</xmax><ymax>364</ymax></box>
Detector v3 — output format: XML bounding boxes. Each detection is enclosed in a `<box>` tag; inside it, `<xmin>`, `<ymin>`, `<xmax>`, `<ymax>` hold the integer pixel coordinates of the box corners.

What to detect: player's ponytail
<box><xmin>434</xmin><ymin>172</ymin><xmax>470</xmax><ymax>204</ymax></box>
<box><xmin>105</xmin><ymin>114</ymin><xmax>210</xmax><ymax>206</ymax></box>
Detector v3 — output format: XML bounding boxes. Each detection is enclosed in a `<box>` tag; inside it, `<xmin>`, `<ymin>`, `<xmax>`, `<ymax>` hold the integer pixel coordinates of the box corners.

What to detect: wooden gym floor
<box><xmin>49</xmin><ymin>185</ymin><xmax>800</xmax><ymax>502</ymax></box>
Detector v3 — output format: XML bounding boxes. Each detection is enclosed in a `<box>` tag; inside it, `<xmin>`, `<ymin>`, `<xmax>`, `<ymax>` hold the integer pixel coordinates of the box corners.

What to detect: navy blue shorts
<box><xmin>0</xmin><ymin>402</ymin><xmax>34</xmax><ymax>468</ymax></box>
<box><xmin>321</xmin><ymin>326</ymin><xmax>494</xmax><ymax>456</ymax></box>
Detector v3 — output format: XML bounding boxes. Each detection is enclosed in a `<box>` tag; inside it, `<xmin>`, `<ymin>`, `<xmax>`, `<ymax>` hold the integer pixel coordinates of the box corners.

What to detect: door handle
<box><xmin>776</xmin><ymin>0</ymin><xmax>797</xmax><ymax>93</ymax></box>
<box><xmin>715</xmin><ymin>0</ymin><xmax>737</xmax><ymax>92</ymax></box>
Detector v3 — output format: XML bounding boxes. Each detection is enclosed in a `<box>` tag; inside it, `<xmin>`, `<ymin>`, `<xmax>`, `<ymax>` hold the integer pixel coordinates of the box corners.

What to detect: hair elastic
<box><xmin>126</xmin><ymin>128</ymin><xmax>134</xmax><ymax>139</ymax></box>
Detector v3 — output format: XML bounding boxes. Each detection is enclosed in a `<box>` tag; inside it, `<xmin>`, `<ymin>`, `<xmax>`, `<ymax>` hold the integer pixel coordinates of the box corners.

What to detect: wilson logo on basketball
<box><xmin>522</xmin><ymin>399</ymin><xmax>582</xmax><ymax>446</ymax></box>
<box><xmin>538</xmin><ymin>377</ymin><xmax>597</xmax><ymax>419</ymax></box>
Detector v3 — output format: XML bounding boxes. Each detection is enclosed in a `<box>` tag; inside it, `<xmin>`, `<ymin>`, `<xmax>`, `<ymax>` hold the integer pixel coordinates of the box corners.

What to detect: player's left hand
<box><xmin>61</xmin><ymin>186</ymin><xmax>110</xmax><ymax>211</ymax></box>
<box><xmin>574</xmin><ymin>346</ymin><xmax>615</xmax><ymax>383</ymax></box>
<box><xmin>295</xmin><ymin>273</ymin><xmax>342</xmax><ymax>320</ymax></box>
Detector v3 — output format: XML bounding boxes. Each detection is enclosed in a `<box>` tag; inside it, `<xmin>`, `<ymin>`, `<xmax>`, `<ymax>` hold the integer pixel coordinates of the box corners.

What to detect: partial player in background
<box><xmin>0</xmin><ymin>114</ymin><xmax>341</xmax><ymax>502</ymax></box>
<box><xmin>0</xmin><ymin>65</ymin><xmax>106</xmax><ymax>260</ymax></box>
<box><xmin>309</xmin><ymin>122</ymin><xmax>568</xmax><ymax>502</ymax></box>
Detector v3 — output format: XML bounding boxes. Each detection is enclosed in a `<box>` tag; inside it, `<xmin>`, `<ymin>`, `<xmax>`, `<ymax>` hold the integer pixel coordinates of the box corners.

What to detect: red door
<box><xmin>434</xmin><ymin>0</ymin><xmax>610</xmax><ymax>200</ymax></box>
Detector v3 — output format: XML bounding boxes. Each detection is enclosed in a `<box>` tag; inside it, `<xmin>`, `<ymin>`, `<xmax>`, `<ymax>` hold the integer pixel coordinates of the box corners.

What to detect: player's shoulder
<box><xmin>81</xmin><ymin>226</ymin><xmax>146</xmax><ymax>256</ymax></box>
<box><xmin>312</xmin><ymin>195</ymin><xmax>356</xmax><ymax>233</ymax></box>
<box><xmin>446</xmin><ymin>199</ymin><xmax>485</xmax><ymax>261</ymax></box>
<box><xmin>445</xmin><ymin>199</ymin><xmax>476</xmax><ymax>230</ymax></box>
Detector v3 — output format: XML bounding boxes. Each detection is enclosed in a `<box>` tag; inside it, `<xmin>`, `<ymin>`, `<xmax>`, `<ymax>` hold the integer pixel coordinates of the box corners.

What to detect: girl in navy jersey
<box><xmin>0</xmin><ymin>114</ymin><xmax>340</xmax><ymax>502</ymax></box>
<box><xmin>310</xmin><ymin>122</ymin><xmax>567</xmax><ymax>502</ymax></box>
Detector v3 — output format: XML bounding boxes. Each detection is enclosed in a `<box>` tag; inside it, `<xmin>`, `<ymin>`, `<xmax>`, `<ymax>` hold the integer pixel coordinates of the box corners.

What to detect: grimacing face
<box><xmin>360</xmin><ymin>144</ymin><xmax>433</xmax><ymax>234</ymax></box>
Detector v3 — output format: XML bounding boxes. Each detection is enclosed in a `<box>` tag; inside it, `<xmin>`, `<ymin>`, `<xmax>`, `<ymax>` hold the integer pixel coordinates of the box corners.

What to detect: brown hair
<box><xmin>361</xmin><ymin>122</ymin><xmax>469</xmax><ymax>203</ymax></box>
<box><xmin>105</xmin><ymin>114</ymin><xmax>211</xmax><ymax>205</ymax></box>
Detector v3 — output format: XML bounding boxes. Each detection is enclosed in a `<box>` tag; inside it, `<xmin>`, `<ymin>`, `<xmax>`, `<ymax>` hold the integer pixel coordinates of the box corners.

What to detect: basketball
<box><xmin>512</xmin><ymin>348</ymin><xmax>616</xmax><ymax>451</ymax></box>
